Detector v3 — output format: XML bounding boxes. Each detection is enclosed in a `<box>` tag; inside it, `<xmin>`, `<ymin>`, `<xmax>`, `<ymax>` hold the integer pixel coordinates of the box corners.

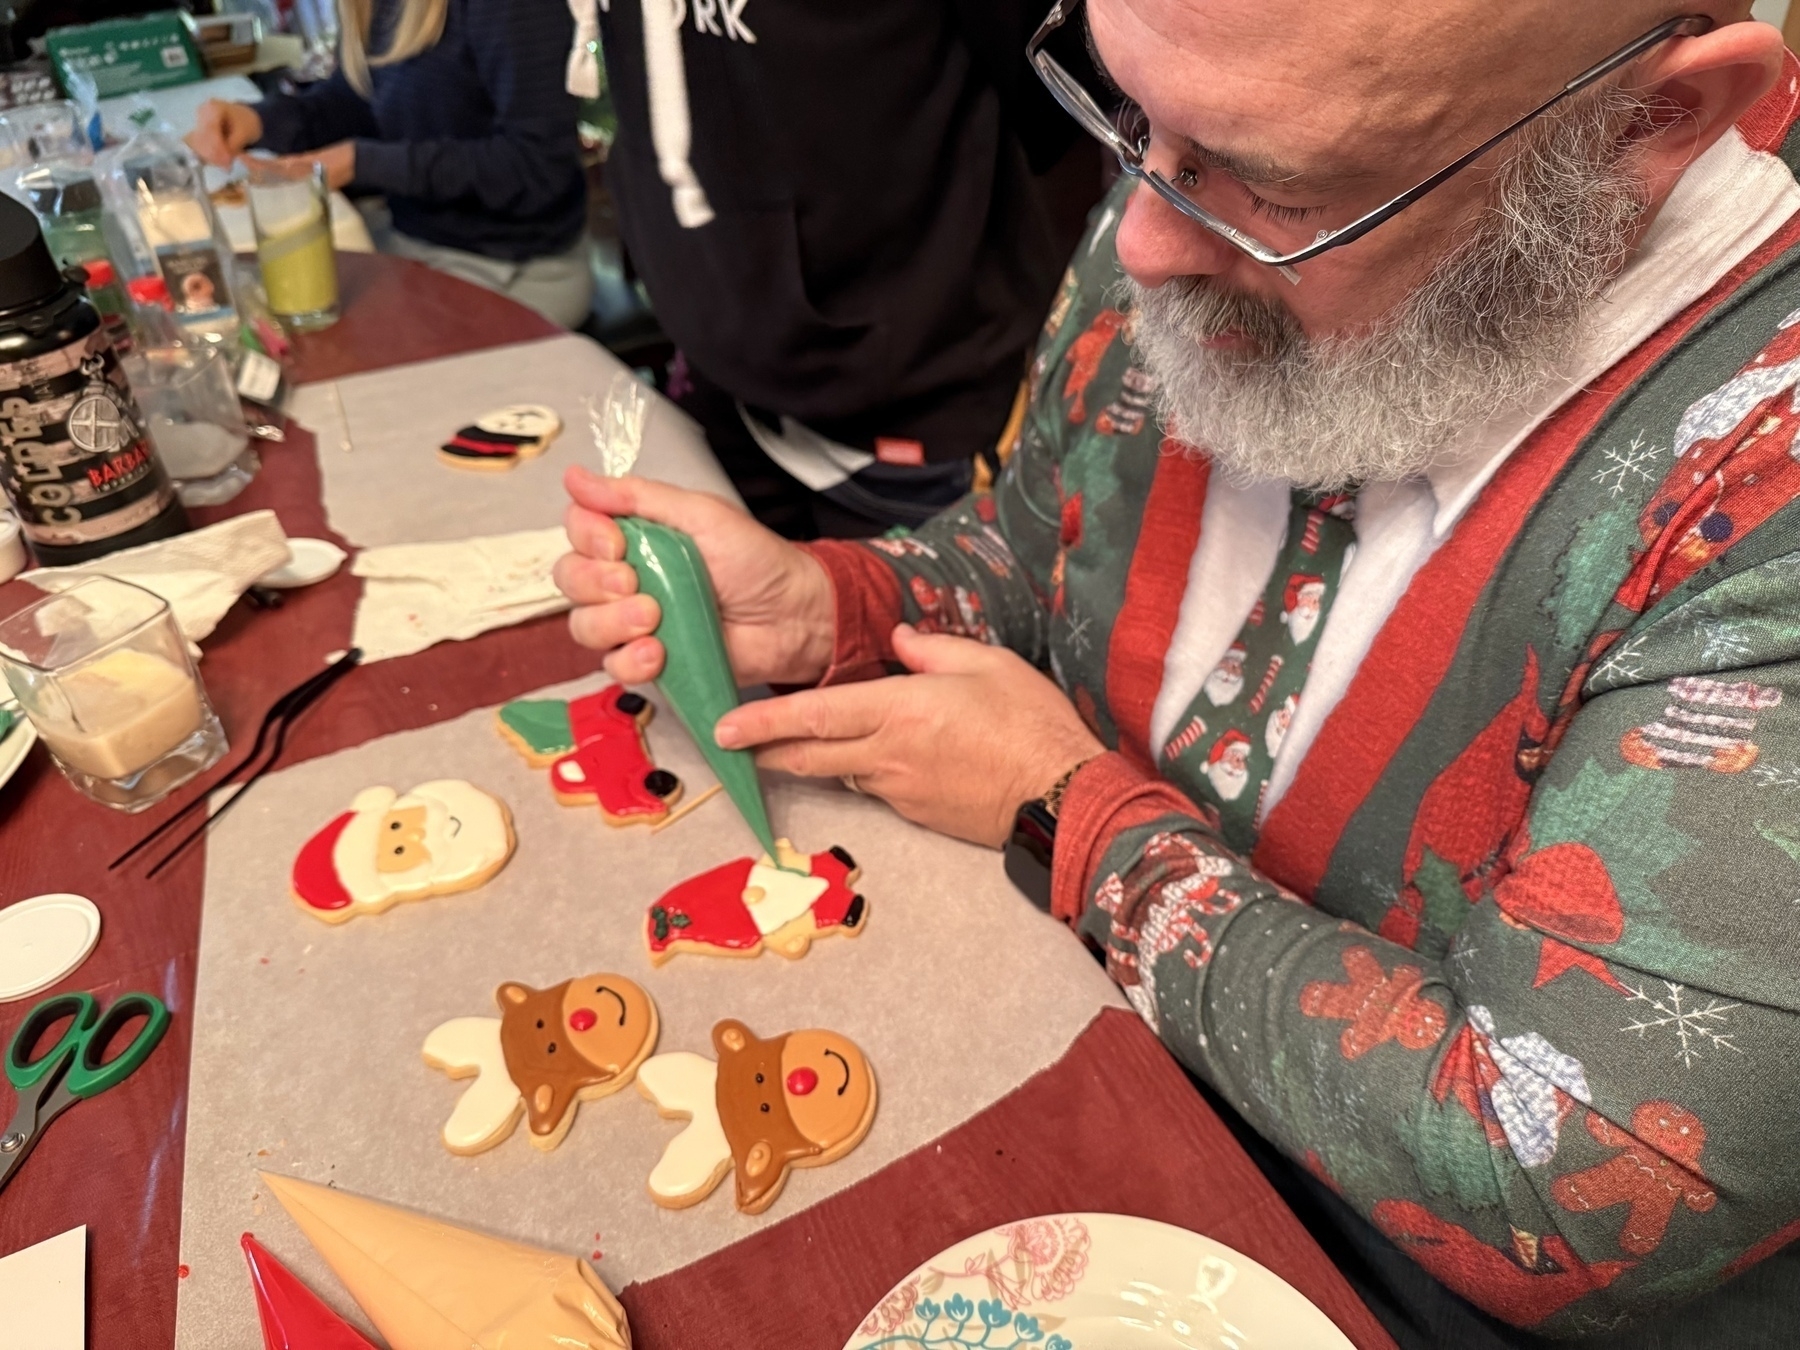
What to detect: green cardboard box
<box><xmin>47</xmin><ymin>13</ymin><xmax>203</xmax><ymax>100</ymax></box>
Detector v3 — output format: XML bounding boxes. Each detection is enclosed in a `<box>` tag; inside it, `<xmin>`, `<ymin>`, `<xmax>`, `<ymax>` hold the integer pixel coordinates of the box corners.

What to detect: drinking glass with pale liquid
<box><xmin>0</xmin><ymin>576</ymin><xmax>226</xmax><ymax>811</ymax></box>
<box><xmin>245</xmin><ymin>156</ymin><xmax>338</xmax><ymax>331</ymax></box>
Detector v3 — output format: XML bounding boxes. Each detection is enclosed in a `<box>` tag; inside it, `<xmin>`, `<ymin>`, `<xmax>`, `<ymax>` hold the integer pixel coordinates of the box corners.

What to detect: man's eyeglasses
<box><xmin>1027</xmin><ymin>1</ymin><xmax>1714</xmax><ymax>281</ymax></box>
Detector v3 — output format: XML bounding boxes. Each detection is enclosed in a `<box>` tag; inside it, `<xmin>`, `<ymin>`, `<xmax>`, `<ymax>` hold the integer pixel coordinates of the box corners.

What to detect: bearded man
<box><xmin>556</xmin><ymin>2</ymin><xmax>1800</xmax><ymax>1342</ymax></box>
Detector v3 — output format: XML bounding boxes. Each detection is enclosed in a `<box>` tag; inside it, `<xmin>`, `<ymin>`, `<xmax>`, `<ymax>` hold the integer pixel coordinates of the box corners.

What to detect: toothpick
<box><xmin>652</xmin><ymin>783</ymin><xmax>722</xmax><ymax>833</ymax></box>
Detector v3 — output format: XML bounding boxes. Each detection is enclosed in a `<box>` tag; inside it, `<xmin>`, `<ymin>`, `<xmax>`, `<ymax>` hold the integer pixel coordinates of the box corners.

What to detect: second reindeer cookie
<box><xmin>423</xmin><ymin>973</ymin><xmax>659</xmax><ymax>1153</ymax></box>
<box><xmin>638</xmin><ymin>1019</ymin><xmax>877</xmax><ymax>1214</ymax></box>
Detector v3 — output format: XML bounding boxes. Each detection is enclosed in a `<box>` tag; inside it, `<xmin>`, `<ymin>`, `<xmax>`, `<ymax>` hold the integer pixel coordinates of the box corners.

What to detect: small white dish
<box><xmin>0</xmin><ymin>892</ymin><xmax>102</xmax><ymax>1002</ymax></box>
<box><xmin>258</xmin><ymin>538</ymin><xmax>347</xmax><ymax>590</ymax></box>
<box><xmin>846</xmin><ymin>1212</ymin><xmax>1355</xmax><ymax>1350</ymax></box>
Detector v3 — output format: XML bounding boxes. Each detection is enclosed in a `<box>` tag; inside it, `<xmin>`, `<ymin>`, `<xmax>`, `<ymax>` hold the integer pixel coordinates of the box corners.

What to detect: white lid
<box><xmin>0</xmin><ymin>893</ymin><xmax>102</xmax><ymax>1002</ymax></box>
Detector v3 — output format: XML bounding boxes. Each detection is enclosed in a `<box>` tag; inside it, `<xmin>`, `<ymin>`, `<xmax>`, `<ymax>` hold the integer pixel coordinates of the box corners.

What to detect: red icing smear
<box><xmin>644</xmin><ymin>850</ymin><xmax>863</xmax><ymax>956</ymax></box>
<box><xmin>290</xmin><ymin>812</ymin><xmax>356</xmax><ymax>911</ymax></box>
<box><xmin>240</xmin><ymin>1233</ymin><xmax>377</xmax><ymax>1350</ymax></box>
<box><xmin>550</xmin><ymin>685</ymin><xmax>673</xmax><ymax>820</ymax></box>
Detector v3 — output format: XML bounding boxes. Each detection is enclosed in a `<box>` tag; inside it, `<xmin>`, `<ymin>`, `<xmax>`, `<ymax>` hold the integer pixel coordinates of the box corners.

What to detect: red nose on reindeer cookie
<box><xmin>645</xmin><ymin>841</ymin><xmax>867</xmax><ymax>963</ymax></box>
<box><xmin>421</xmin><ymin>972</ymin><xmax>659</xmax><ymax>1154</ymax></box>
<box><xmin>637</xmin><ymin>1019</ymin><xmax>877</xmax><ymax>1214</ymax></box>
<box><xmin>290</xmin><ymin>780</ymin><xmax>515</xmax><ymax>924</ymax></box>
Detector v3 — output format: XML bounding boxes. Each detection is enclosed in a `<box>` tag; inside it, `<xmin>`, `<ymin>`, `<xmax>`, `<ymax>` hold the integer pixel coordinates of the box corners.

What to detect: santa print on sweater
<box><xmin>799</xmin><ymin>70</ymin><xmax>1800</xmax><ymax>1335</ymax></box>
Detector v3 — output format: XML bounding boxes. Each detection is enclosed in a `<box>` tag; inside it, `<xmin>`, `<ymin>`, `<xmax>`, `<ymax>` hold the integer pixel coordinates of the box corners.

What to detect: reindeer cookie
<box><xmin>645</xmin><ymin>841</ymin><xmax>867</xmax><ymax>964</ymax></box>
<box><xmin>637</xmin><ymin>1019</ymin><xmax>876</xmax><ymax>1214</ymax></box>
<box><xmin>422</xmin><ymin>973</ymin><xmax>658</xmax><ymax>1154</ymax></box>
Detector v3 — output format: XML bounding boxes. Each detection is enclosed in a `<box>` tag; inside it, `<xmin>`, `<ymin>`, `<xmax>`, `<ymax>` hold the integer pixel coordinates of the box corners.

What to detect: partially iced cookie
<box><xmin>497</xmin><ymin>685</ymin><xmax>683</xmax><ymax>826</ymax></box>
<box><xmin>290</xmin><ymin>780</ymin><xmax>515</xmax><ymax>924</ymax></box>
<box><xmin>645</xmin><ymin>841</ymin><xmax>866</xmax><ymax>964</ymax></box>
<box><xmin>423</xmin><ymin>972</ymin><xmax>659</xmax><ymax>1153</ymax></box>
<box><xmin>438</xmin><ymin>404</ymin><xmax>562</xmax><ymax>471</ymax></box>
<box><xmin>638</xmin><ymin>1019</ymin><xmax>876</xmax><ymax>1214</ymax></box>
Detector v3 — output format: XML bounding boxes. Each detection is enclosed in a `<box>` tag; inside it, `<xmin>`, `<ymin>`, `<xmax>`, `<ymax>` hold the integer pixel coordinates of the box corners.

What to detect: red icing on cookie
<box><xmin>241</xmin><ymin>1232</ymin><xmax>377</xmax><ymax>1349</ymax></box>
<box><xmin>569</xmin><ymin>1007</ymin><xmax>597</xmax><ymax>1032</ymax></box>
<box><xmin>645</xmin><ymin>848</ymin><xmax>866</xmax><ymax>961</ymax></box>
<box><xmin>550</xmin><ymin>686</ymin><xmax>679</xmax><ymax>821</ymax></box>
<box><xmin>647</xmin><ymin>857</ymin><xmax>761</xmax><ymax>956</ymax></box>
<box><xmin>290</xmin><ymin>812</ymin><xmax>356</xmax><ymax>912</ymax></box>
<box><xmin>786</xmin><ymin>1066</ymin><xmax>818</xmax><ymax>1096</ymax></box>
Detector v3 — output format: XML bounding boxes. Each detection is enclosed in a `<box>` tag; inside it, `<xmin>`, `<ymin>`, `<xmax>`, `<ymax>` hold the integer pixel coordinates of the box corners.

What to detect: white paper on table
<box><xmin>348</xmin><ymin>526</ymin><xmax>571</xmax><ymax>664</ymax></box>
<box><xmin>0</xmin><ymin>1225</ymin><xmax>85</xmax><ymax>1350</ymax></box>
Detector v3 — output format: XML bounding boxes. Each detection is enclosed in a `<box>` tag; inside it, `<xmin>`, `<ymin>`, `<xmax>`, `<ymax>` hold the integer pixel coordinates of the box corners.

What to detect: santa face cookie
<box><xmin>290</xmin><ymin>780</ymin><xmax>515</xmax><ymax>923</ymax></box>
<box><xmin>646</xmin><ymin>840</ymin><xmax>866</xmax><ymax>964</ymax></box>
<box><xmin>422</xmin><ymin>972</ymin><xmax>658</xmax><ymax>1154</ymax></box>
<box><xmin>498</xmin><ymin>685</ymin><xmax>683</xmax><ymax>825</ymax></box>
<box><xmin>438</xmin><ymin>404</ymin><xmax>561</xmax><ymax>472</ymax></box>
<box><xmin>637</xmin><ymin>1019</ymin><xmax>876</xmax><ymax>1214</ymax></box>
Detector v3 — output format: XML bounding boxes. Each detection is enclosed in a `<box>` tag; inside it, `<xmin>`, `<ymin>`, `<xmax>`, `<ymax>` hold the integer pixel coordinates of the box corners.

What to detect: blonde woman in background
<box><xmin>188</xmin><ymin>0</ymin><xmax>591</xmax><ymax>327</ymax></box>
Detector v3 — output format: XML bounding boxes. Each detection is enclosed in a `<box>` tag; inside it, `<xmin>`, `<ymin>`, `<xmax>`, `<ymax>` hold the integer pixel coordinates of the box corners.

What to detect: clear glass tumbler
<box><xmin>0</xmin><ymin>576</ymin><xmax>226</xmax><ymax>811</ymax></box>
<box><xmin>124</xmin><ymin>342</ymin><xmax>257</xmax><ymax>506</ymax></box>
<box><xmin>245</xmin><ymin>157</ymin><xmax>338</xmax><ymax>331</ymax></box>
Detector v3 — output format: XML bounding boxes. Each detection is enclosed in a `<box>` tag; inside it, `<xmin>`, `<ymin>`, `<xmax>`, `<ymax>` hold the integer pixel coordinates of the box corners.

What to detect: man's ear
<box><xmin>1630</xmin><ymin>20</ymin><xmax>1787</xmax><ymax>200</ymax></box>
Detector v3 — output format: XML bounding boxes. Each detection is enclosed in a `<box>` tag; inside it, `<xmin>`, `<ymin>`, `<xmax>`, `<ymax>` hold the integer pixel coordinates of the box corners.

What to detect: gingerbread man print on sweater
<box><xmin>1551</xmin><ymin>1102</ymin><xmax>1716</xmax><ymax>1255</ymax></box>
<box><xmin>1299</xmin><ymin>946</ymin><xmax>1449</xmax><ymax>1060</ymax></box>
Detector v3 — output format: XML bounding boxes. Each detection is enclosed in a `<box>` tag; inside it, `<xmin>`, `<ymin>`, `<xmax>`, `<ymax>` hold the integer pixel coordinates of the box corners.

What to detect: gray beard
<box><xmin>1126</xmin><ymin>85</ymin><xmax>1655</xmax><ymax>491</ymax></box>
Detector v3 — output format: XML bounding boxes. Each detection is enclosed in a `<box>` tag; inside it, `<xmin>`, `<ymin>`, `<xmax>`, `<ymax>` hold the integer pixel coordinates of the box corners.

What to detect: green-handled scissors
<box><xmin>0</xmin><ymin>990</ymin><xmax>171</xmax><ymax>1196</ymax></box>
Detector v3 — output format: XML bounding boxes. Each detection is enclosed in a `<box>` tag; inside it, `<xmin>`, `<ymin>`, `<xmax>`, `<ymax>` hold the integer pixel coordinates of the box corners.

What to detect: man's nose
<box><xmin>1115</xmin><ymin>180</ymin><xmax>1241</xmax><ymax>290</ymax></box>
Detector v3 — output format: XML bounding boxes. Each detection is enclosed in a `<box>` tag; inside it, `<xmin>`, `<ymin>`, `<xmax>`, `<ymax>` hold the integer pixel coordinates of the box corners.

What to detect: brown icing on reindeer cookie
<box><xmin>497</xmin><ymin>976</ymin><xmax>658</xmax><ymax>1143</ymax></box>
<box><xmin>638</xmin><ymin>1019</ymin><xmax>877</xmax><ymax>1213</ymax></box>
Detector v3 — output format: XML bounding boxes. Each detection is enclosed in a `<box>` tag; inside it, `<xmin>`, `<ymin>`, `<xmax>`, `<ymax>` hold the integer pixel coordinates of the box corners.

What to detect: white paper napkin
<box><xmin>348</xmin><ymin>526</ymin><xmax>570</xmax><ymax>664</ymax></box>
<box><xmin>21</xmin><ymin>510</ymin><xmax>292</xmax><ymax>646</ymax></box>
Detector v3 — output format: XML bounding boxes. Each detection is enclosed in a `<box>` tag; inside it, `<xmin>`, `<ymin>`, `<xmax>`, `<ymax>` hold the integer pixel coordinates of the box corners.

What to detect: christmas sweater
<box><xmin>803</xmin><ymin>80</ymin><xmax>1800</xmax><ymax>1337</ymax></box>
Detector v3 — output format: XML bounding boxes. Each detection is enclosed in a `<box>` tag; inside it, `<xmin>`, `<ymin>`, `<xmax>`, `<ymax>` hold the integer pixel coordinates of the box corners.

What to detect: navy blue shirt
<box><xmin>253</xmin><ymin>0</ymin><xmax>585</xmax><ymax>261</ymax></box>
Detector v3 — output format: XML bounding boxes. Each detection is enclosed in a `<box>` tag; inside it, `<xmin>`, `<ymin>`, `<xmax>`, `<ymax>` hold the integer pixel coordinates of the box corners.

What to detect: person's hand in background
<box><xmin>185</xmin><ymin>100</ymin><xmax>263</xmax><ymax>166</ymax></box>
<box><xmin>277</xmin><ymin>142</ymin><xmax>355</xmax><ymax>190</ymax></box>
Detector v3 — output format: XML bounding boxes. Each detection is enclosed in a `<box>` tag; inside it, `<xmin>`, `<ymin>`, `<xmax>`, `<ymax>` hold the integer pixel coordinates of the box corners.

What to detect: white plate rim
<box><xmin>0</xmin><ymin>891</ymin><xmax>102</xmax><ymax>1002</ymax></box>
<box><xmin>0</xmin><ymin>712</ymin><xmax>37</xmax><ymax>800</ymax></box>
<box><xmin>843</xmin><ymin>1210</ymin><xmax>1357</xmax><ymax>1350</ymax></box>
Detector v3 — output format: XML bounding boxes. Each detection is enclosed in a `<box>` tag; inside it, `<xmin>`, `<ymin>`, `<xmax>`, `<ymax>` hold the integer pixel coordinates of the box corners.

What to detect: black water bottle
<box><xmin>0</xmin><ymin>193</ymin><xmax>186</xmax><ymax>566</ymax></box>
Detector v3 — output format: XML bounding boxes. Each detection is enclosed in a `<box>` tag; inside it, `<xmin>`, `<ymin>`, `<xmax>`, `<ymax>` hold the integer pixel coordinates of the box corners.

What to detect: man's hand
<box><xmin>556</xmin><ymin>466</ymin><xmax>837</xmax><ymax>687</ymax></box>
<box><xmin>186</xmin><ymin>100</ymin><xmax>262</xmax><ymax>166</ymax></box>
<box><xmin>277</xmin><ymin>142</ymin><xmax>355</xmax><ymax>190</ymax></box>
<box><xmin>715</xmin><ymin>624</ymin><xmax>1105</xmax><ymax>848</ymax></box>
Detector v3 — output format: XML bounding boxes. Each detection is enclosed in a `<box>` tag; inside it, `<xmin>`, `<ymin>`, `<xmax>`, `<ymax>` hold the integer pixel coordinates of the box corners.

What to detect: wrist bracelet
<box><xmin>1043</xmin><ymin>755</ymin><xmax>1100</xmax><ymax>819</ymax></box>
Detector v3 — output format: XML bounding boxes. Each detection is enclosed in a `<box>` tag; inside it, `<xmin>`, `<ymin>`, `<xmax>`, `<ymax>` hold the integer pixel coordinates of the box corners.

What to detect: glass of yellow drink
<box><xmin>0</xmin><ymin>576</ymin><xmax>227</xmax><ymax>810</ymax></box>
<box><xmin>246</xmin><ymin>156</ymin><xmax>339</xmax><ymax>331</ymax></box>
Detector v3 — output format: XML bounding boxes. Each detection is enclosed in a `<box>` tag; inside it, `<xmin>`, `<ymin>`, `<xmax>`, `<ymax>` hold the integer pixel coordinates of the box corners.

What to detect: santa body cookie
<box><xmin>423</xmin><ymin>973</ymin><xmax>658</xmax><ymax>1153</ymax></box>
<box><xmin>290</xmin><ymin>780</ymin><xmax>515</xmax><ymax>923</ymax></box>
<box><xmin>498</xmin><ymin>685</ymin><xmax>683</xmax><ymax>826</ymax></box>
<box><xmin>638</xmin><ymin>1019</ymin><xmax>876</xmax><ymax>1214</ymax></box>
<box><xmin>438</xmin><ymin>404</ymin><xmax>561</xmax><ymax>472</ymax></box>
<box><xmin>646</xmin><ymin>841</ymin><xmax>866</xmax><ymax>964</ymax></box>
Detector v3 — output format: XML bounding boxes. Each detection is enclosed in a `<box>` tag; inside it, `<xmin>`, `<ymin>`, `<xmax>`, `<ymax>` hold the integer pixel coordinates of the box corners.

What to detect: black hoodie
<box><xmin>597</xmin><ymin>0</ymin><xmax>1071</xmax><ymax>468</ymax></box>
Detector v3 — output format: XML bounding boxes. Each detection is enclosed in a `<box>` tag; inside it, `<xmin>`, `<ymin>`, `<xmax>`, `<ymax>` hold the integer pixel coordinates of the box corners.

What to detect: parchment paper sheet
<box><xmin>292</xmin><ymin>335</ymin><xmax>739</xmax><ymax>549</ymax></box>
<box><xmin>175</xmin><ymin>675</ymin><xmax>1122</xmax><ymax>1345</ymax></box>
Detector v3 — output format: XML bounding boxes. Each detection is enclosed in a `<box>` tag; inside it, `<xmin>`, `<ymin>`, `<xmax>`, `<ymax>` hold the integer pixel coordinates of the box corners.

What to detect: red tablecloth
<box><xmin>0</xmin><ymin>253</ymin><xmax>1395</xmax><ymax>1349</ymax></box>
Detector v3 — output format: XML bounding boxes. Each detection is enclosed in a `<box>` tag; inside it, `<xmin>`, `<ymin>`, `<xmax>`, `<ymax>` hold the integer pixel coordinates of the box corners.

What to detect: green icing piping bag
<box><xmin>620</xmin><ymin>517</ymin><xmax>780</xmax><ymax>860</ymax></box>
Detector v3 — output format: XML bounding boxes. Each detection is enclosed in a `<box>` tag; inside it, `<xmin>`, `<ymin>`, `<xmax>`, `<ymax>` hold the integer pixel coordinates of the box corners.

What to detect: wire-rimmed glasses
<box><xmin>1027</xmin><ymin>1</ymin><xmax>1713</xmax><ymax>280</ymax></box>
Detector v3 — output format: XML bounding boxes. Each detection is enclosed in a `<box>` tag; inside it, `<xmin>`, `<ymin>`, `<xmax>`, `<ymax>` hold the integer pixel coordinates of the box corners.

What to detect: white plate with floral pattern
<box><xmin>844</xmin><ymin>1212</ymin><xmax>1357</xmax><ymax>1350</ymax></box>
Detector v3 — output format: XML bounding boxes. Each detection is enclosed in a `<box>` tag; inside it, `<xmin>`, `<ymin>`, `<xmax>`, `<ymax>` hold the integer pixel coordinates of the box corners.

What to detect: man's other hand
<box><xmin>715</xmin><ymin>624</ymin><xmax>1105</xmax><ymax>848</ymax></box>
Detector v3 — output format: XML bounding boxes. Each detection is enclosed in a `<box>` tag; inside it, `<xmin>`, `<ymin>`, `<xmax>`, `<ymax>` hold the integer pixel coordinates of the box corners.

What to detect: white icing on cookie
<box><xmin>476</xmin><ymin>404</ymin><xmax>560</xmax><ymax>441</ymax></box>
<box><xmin>743</xmin><ymin>860</ymin><xmax>829</xmax><ymax>938</ymax></box>
<box><xmin>638</xmin><ymin>1051</ymin><xmax>731</xmax><ymax>1203</ymax></box>
<box><xmin>422</xmin><ymin>1016</ymin><xmax>523</xmax><ymax>1154</ymax></box>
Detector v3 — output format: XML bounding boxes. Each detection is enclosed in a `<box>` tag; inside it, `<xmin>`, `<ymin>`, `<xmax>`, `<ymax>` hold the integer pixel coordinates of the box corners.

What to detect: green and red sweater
<box><xmin>803</xmin><ymin>80</ymin><xmax>1800</xmax><ymax>1337</ymax></box>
